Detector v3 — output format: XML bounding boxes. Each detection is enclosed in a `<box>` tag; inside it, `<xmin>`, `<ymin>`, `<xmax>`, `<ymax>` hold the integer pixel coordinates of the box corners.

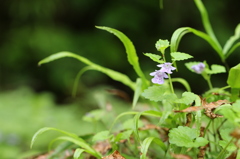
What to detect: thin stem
<box><xmin>206</xmin><ymin>78</ymin><xmax>213</xmax><ymax>90</ymax></box>
<box><xmin>168</xmin><ymin>74</ymin><xmax>175</xmax><ymax>94</ymax></box>
<box><xmin>216</xmin><ymin>137</ymin><xmax>235</xmax><ymax>159</ymax></box>
<box><xmin>203</xmin><ymin>119</ymin><xmax>212</xmax><ymax>138</ymax></box>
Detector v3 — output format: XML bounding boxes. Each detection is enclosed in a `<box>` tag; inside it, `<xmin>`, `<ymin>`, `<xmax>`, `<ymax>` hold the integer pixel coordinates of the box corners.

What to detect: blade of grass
<box><xmin>170</xmin><ymin>27</ymin><xmax>223</xmax><ymax>61</ymax></box>
<box><xmin>72</xmin><ymin>66</ymin><xmax>95</xmax><ymax>97</ymax></box>
<box><xmin>194</xmin><ymin>0</ymin><xmax>222</xmax><ymax>51</ymax></box>
<box><xmin>140</xmin><ymin>137</ymin><xmax>167</xmax><ymax>159</ymax></box>
<box><xmin>39</xmin><ymin>51</ymin><xmax>136</xmax><ymax>90</ymax></box>
<box><xmin>96</xmin><ymin>26</ymin><xmax>149</xmax><ymax>89</ymax></box>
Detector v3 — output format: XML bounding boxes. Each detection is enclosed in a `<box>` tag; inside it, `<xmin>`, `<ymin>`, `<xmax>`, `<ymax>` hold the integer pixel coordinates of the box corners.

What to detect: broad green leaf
<box><xmin>142</xmin><ymin>85</ymin><xmax>177</xmax><ymax>102</ymax></box>
<box><xmin>223</xmin><ymin>23</ymin><xmax>240</xmax><ymax>58</ymax></box>
<box><xmin>205</xmin><ymin>64</ymin><xmax>226</xmax><ymax>74</ymax></box>
<box><xmin>227</xmin><ymin>64</ymin><xmax>240</xmax><ymax>101</ymax></box>
<box><xmin>92</xmin><ymin>130</ymin><xmax>110</xmax><ymax>142</ymax></box>
<box><xmin>39</xmin><ymin>51</ymin><xmax>136</xmax><ymax>90</ymax></box>
<box><xmin>171</xmin><ymin>52</ymin><xmax>193</xmax><ymax>61</ymax></box>
<box><xmin>227</xmin><ymin>64</ymin><xmax>240</xmax><ymax>89</ymax></box>
<box><xmin>175</xmin><ymin>92</ymin><xmax>200</xmax><ymax>105</ymax></box>
<box><xmin>144</xmin><ymin>53</ymin><xmax>164</xmax><ymax>63</ymax></box>
<box><xmin>74</xmin><ymin>148</ymin><xmax>85</xmax><ymax>159</ymax></box>
<box><xmin>140</xmin><ymin>137</ymin><xmax>166</xmax><ymax>159</ymax></box>
<box><xmin>170</xmin><ymin>27</ymin><xmax>223</xmax><ymax>62</ymax></box>
<box><xmin>96</xmin><ymin>26</ymin><xmax>148</xmax><ymax>89</ymax></box>
<box><xmin>132</xmin><ymin>78</ymin><xmax>143</xmax><ymax>109</ymax></box>
<box><xmin>155</xmin><ymin>39</ymin><xmax>170</xmax><ymax>53</ymax></box>
<box><xmin>169</xmin><ymin>126</ymin><xmax>208</xmax><ymax>148</ymax></box>
<box><xmin>171</xmin><ymin>78</ymin><xmax>191</xmax><ymax>92</ymax></box>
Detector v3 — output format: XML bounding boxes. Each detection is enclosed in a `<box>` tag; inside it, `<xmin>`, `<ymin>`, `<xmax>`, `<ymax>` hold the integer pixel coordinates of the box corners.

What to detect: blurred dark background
<box><xmin>0</xmin><ymin>0</ymin><xmax>240</xmax><ymax>100</ymax></box>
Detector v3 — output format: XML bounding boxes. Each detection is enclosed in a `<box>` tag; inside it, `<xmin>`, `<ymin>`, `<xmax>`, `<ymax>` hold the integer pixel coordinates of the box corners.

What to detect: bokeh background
<box><xmin>0</xmin><ymin>0</ymin><xmax>239</xmax><ymax>158</ymax></box>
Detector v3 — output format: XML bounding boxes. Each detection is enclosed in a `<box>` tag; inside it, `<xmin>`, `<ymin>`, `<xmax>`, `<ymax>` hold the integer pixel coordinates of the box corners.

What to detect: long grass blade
<box><xmin>96</xmin><ymin>26</ymin><xmax>149</xmax><ymax>89</ymax></box>
<box><xmin>38</xmin><ymin>51</ymin><xmax>136</xmax><ymax>90</ymax></box>
<box><xmin>170</xmin><ymin>27</ymin><xmax>223</xmax><ymax>61</ymax></box>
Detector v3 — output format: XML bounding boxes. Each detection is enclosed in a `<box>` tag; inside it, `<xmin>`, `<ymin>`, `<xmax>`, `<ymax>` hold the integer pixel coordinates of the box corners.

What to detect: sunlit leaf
<box><xmin>171</xmin><ymin>52</ymin><xmax>193</xmax><ymax>61</ymax></box>
<box><xmin>144</xmin><ymin>53</ymin><xmax>164</xmax><ymax>63</ymax></box>
<box><xmin>169</xmin><ymin>126</ymin><xmax>208</xmax><ymax>147</ymax></box>
<box><xmin>175</xmin><ymin>92</ymin><xmax>200</xmax><ymax>105</ymax></box>
<box><xmin>205</xmin><ymin>64</ymin><xmax>226</xmax><ymax>74</ymax></box>
<box><xmin>142</xmin><ymin>85</ymin><xmax>177</xmax><ymax>102</ymax></box>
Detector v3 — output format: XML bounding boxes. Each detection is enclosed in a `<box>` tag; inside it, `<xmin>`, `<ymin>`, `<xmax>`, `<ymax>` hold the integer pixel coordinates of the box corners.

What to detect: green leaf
<box><xmin>144</xmin><ymin>53</ymin><xmax>164</xmax><ymax>63</ymax></box>
<box><xmin>31</xmin><ymin>127</ymin><xmax>101</xmax><ymax>158</ymax></box>
<box><xmin>142</xmin><ymin>85</ymin><xmax>177</xmax><ymax>102</ymax></box>
<box><xmin>205</xmin><ymin>64</ymin><xmax>226</xmax><ymax>74</ymax></box>
<box><xmin>74</xmin><ymin>148</ymin><xmax>85</xmax><ymax>159</ymax></box>
<box><xmin>39</xmin><ymin>52</ymin><xmax>136</xmax><ymax>90</ymax></box>
<box><xmin>96</xmin><ymin>26</ymin><xmax>148</xmax><ymax>89</ymax></box>
<box><xmin>50</xmin><ymin>136</ymin><xmax>100</xmax><ymax>157</ymax></box>
<box><xmin>140</xmin><ymin>137</ymin><xmax>166</xmax><ymax>159</ymax></box>
<box><xmin>223</xmin><ymin>23</ymin><xmax>240</xmax><ymax>58</ymax></box>
<box><xmin>175</xmin><ymin>92</ymin><xmax>200</xmax><ymax>105</ymax></box>
<box><xmin>171</xmin><ymin>52</ymin><xmax>193</xmax><ymax>61</ymax></box>
<box><xmin>92</xmin><ymin>130</ymin><xmax>110</xmax><ymax>142</ymax></box>
<box><xmin>194</xmin><ymin>0</ymin><xmax>221</xmax><ymax>50</ymax></box>
<box><xmin>155</xmin><ymin>39</ymin><xmax>170</xmax><ymax>53</ymax></box>
<box><xmin>169</xmin><ymin>126</ymin><xmax>208</xmax><ymax>148</ymax></box>
<box><xmin>170</xmin><ymin>27</ymin><xmax>223</xmax><ymax>62</ymax></box>
<box><xmin>227</xmin><ymin>64</ymin><xmax>240</xmax><ymax>89</ymax></box>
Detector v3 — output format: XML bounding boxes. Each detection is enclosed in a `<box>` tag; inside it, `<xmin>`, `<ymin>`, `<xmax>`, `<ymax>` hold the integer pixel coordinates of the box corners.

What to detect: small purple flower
<box><xmin>150</xmin><ymin>70</ymin><xmax>168</xmax><ymax>84</ymax></box>
<box><xmin>157</xmin><ymin>62</ymin><xmax>176</xmax><ymax>74</ymax></box>
<box><xmin>191</xmin><ymin>63</ymin><xmax>205</xmax><ymax>74</ymax></box>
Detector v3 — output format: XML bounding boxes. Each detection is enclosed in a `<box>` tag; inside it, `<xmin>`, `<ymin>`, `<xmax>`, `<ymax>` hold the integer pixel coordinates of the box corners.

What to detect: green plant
<box><xmin>31</xmin><ymin>0</ymin><xmax>240</xmax><ymax>158</ymax></box>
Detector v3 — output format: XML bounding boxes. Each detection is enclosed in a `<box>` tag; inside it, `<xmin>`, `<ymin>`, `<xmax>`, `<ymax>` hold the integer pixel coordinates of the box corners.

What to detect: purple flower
<box><xmin>191</xmin><ymin>63</ymin><xmax>205</xmax><ymax>74</ymax></box>
<box><xmin>150</xmin><ymin>70</ymin><xmax>168</xmax><ymax>84</ymax></box>
<box><xmin>157</xmin><ymin>62</ymin><xmax>176</xmax><ymax>74</ymax></box>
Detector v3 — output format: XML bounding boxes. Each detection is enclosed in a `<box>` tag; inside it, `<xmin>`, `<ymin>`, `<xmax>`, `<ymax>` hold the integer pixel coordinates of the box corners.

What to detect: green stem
<box><xmin>216</xmin><ymin>137</ymin><xmax>235</xmax><ymax>159</ymax></box>
<box><xmin>168</xmin><ymin>74</ymin><xmax>175</xmax><ymax>94</ymax></box>
<box><xmin>206</xmin><ymin>78</ymin><xmax>213</xmax><ymax>90</ymax></box>
<box><xmin>203</xmin><ymin>119</ymin><xmax>212</xmax><ymax>138</ymax></box>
